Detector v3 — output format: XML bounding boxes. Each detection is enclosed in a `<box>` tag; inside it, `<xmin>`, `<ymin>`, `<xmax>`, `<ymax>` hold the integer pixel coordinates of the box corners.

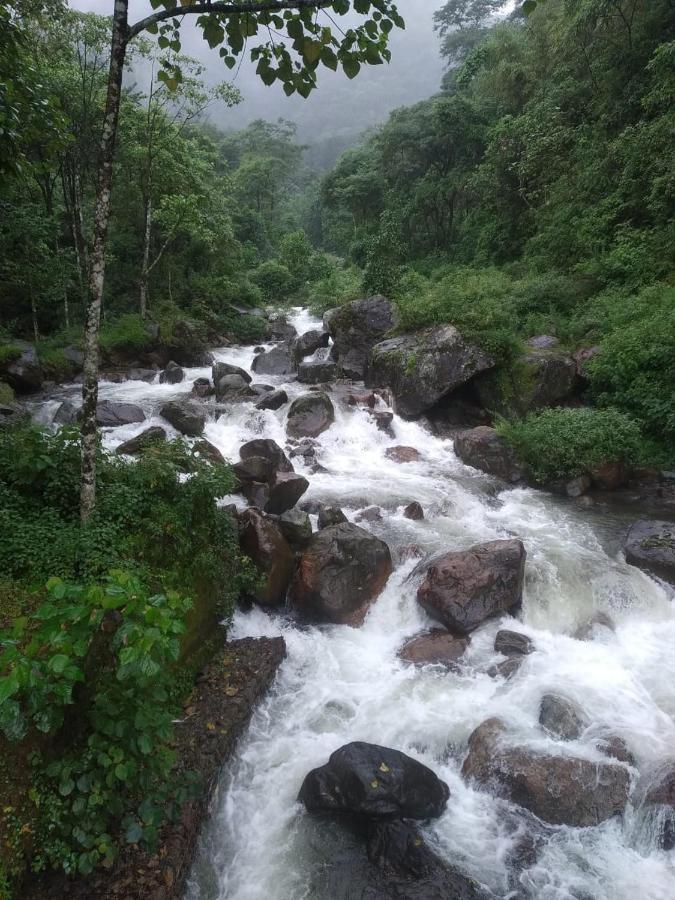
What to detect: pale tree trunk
<box><xmin>80</xmin><ymin>0</ymin><xmax>129</xmax><ymax>523</ymax></box>
<box><xmin>139</xmin><ymin>195</ymin><xmax>152</xmax><ymax>319</ymax></box>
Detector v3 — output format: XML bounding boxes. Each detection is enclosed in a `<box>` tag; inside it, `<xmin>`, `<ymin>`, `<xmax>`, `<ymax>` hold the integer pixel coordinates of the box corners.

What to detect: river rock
<box><xmin>191</xmin><ymin>377</ymin><xmax>214</xmax><ymax>398</ymax></box>
<box><xmin>475</xmin><ymin>349</ymin><xmax>578</xmax><ymax>417</ymax></box>
<box><xmin>539</xmin><ymin>692</ymin><xmax>587</xmax><ymax>740</ymax></box>
<box><xmin>385</xmin><ymin>445</ymin><xmax>420</xmax><ymax>463</ymax></box>
<box><xmin>159</xmin><ymin>399</ymin><xmax>205</xmax><ymax>436</ymax></box>
<box><xmin>356</xmin><ymin>505</ymin><xmax>382</xmax><ymax>523</ymax></box>
<box><xmin>597</xmin><ymin>736</ymin><xmax>636</xmax><ymax>768</ymax></box>
<box><xmin>193</xmin><ymin>439</ymin><xmax>225</xmax><ymax>465</ymax></box>
<box><xmin>462</xmin><ymin>718</ymin><xmax>630</xmax><ymax>827</ymax></box>
<box><xmin>233</xmin><ymin>455</ymin><xmax>275</xmax><ymax>484</ymax></box>
<box><xmin>417</xmin><ymin>540</ymin><xmax>526</xmax><ymax>635</ymax></box>
<box><xmin>242</xmin><ymin>481</ymin><xmax>270</xmax><ymax>509</ymax></box>
<box><xmin>486</xmin><ymin>657</ymin><xmax>523</xmax><ymax>680</ymax></box>
<box><xmin>329</xmin><ymin>296</ymin><xmax>398</xmax><ymax>379</ymax></box>
<box><xmin>277</xmin><ymin>508</ymin><xmax>313</xmax><ymax>548</ymax></box>
<box><xmin>126</xmin><ymin>367</ymin><xmax>157</xmax><ymax>383</ymax></box>
<box><xmin>159</xmin><ymin>360</ymin><xmax>184</xmax><ymax>384</ymax></box>
<box><xmin>398</xmin><ymin>630</ymin><xmax>469</xmax><ymax>668</ymax></box>
<box><xmin>454</xmin><ymin>427</ymin><xmax>523</xmax><ymax>483</ymax></box>
<box><xmin>403</xmin><ymin>502</ymin><xmax>424</xmax><ymax>521</ymax></box>
<box><xmin>95</xmin><ymin>400</ymin><xmax>146</xmax><ymax>427</ymax></box>
<box><xmin>297</xmin><ymin>360</ymin><xmax>337</xmax><ymax>384</ymax></box>
<box><xmin>636</xmin><ymin>766</ymin><xmax>675</xmax><ymax>849</ymax></box>
<box><xmin>290</xmin><ymin>523</ymin><xmax>392</xmax><ymax>625</ymax></box>
<box><xmin>299</xmin><ymin>741</ymin><xmax>449</xmax><ymax>819</ymax></box>
<box><xmin>251</xmin><ymin>341</ymin><xmax>296</xmax><ymax>376</ymax></box>
<box><xmin>494</xmin><ymin>630</ymin><xmax>534</xmax><ymax>657</ymax></box>
<box><xmin>286</xmin><ymin>392</ymin><xmax>335</xmax><ymax>439</ymax></box>
<box><xmin>238</xmin><ymin>508</ymin><xmax>294</xmax><ymax>607</ymax></box>
<box><xmin>215</xmin><ymin>373</ymin><xmax>256</xmax><ymax>401</ymax></box>
<box><xmin>624</xmin><ymin>520</ymin><xmax>675</xmax><ymax>583</ymax></box>
<box><xmin>240</xmin><ymin>438</ymin><xmax>293</xmax><ymax>477</ymax></box>
<box><xmin>293</xmin><ymin>329</ymin><xmax>329</xmax><ymax>360</ymax></box>
<box><xmin>255</xmin><ymin>389</ymin><xmax>288</xmax><ymax>411</ymax></box>
<box><xmin>213</xmin><ymin>360</ymin><xmax>252</xmax><ymax>385</ymax></box>
<box><xmin>53</xmin><ymin>399</ymin><xmax>78</xmax><ymax>425</ymax></box>
<box><xmin>371</xmin><ymin>410</ymin><xmax>395</xmax><ymax>435</ymax></box>
<box><xmin>317</xmin><ymin>506</ymin><xmax>348</xmax><ymax>529</ymax></box>
<box><xmin>3</xmin><ymin>341</ymin><xmax>43</xmax><ymax>392</ymax></box>
<box><xmin>266</xmin><ymin>471</ymin><xmax>309</xmax><ymax>515</ymax></box>
<box><xmin>367</xmin><ymin>326</ymin><xmax>494</xmax><ymax>419</ymax></box>
<box><xmin>166</xmin><ymin>320</ymin><xmax>213</xmax><ymax>367</ymax></box>
<box><xmin>115</xmin><ymin>426</ymin><xmax>166</xmax><ymax>455</ymax></box>
<box><xmin>269</xmin><ymin>314</ymin><xmax>297</xmax><ymax>341</ymax></box>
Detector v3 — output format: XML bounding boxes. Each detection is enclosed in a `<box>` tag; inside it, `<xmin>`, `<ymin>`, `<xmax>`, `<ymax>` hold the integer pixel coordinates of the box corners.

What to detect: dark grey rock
<box><xmin>297</xmin><ymin>360</ymin><xmax>337</xmax><ymax>384</ymax></box>
<box><xmin>95</xmin><ymin>400</ymin><xmax>146</xmax><ymax>427</ymax></box>
<box><xmin>159</xmin><ymin>400</ymin><xmax>205</xmax><ymax>436</ymax></box>
<box><xmin>330</xmin><ymin>296</ymin><xmax>398</xmax><ymax>379</ymax></box>
<box><xmin>251</xmin><ymin>342</ymin><xmax>296</xmax><ymax>376</ymax></box>
<box><xmin>494</xmin><ymin>630</ymin><xmax>534</xmax><ymax>657</ymax></box>
<box><xmin>115</xmin><ymin>426</ymin><xmax>166</xmax><ymax>455</ymax></box>
<box><xmin>624</xmin><ymin>520</ymin><xmax>675</xmax><ymax>583</ymax></box>
<box><xmin>539</xmin><ymin>693</ymin><xmax>587</xmax><ymax>741</ymax></box>
<box><xmin>287</xmin><ymin>392</ymin><xmax>335</xmax><ymax>439</ymax></box>
<box><xmin>255</xmin><ymin>389</ymin><xmax>288</xmax><ymax>411</ymax></box>
<box><xmin>159</xmin><ymin>360</ymin><xmax>184</xmax><ymax>384</ymax></box>
<box><xmin>454</xmin><ymin>427</ymin><xmax>523</xmax><ymax>483</ymax></box>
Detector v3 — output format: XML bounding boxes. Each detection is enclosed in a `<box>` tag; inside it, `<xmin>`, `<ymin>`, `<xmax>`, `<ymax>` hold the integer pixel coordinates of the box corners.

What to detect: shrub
<box><xmin>99</xmin><ymin>314</ymin><xmax>153</xmax><ymax>357</ymax></box>
<box><xmin>250</xmin><ymin>259</ymin><xmax>293</xmax><ymax>303</ymax></box>
<box><xmin>498</xmin><ymin>407</ymin><xmax>643</xmax><ymax>483</ymax></box>
<box><xmin>307</xmin><ymin>263</ymin><xmax>363</xmax><ymax>314</ymax></box>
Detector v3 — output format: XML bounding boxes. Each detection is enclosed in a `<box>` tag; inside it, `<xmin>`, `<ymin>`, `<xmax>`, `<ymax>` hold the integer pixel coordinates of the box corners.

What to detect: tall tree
<box><xmin>79</xmin><ymin>0</ymin><xmax>405</xmax><ymax>522</ymax></box>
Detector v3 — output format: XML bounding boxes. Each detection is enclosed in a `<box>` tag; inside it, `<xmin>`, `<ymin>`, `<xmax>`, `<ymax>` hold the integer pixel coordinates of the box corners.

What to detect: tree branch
<box><xmin>128</xmin><ymin>0</ymin><xmax>335</xmax><ymax>42</ymax></box>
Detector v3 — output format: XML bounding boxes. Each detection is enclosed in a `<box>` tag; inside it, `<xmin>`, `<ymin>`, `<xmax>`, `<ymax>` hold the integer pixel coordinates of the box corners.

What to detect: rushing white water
<box><xmin>43</xmin><ymin>308</ymin><xmax>675</xmax><ymax>899</ymax></box>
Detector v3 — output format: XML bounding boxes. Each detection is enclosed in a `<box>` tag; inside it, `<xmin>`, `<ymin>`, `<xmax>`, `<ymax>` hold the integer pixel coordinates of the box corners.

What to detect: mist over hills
<box><xmin>71</xmin><ymin>0</ymin><xmax>445</xmax><ymax>168</ymax></box>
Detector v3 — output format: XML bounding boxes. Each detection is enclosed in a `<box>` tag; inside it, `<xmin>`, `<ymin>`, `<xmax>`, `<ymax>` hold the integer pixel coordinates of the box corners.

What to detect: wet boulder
<box><xmin>462</xmin><ymin>718</ymin><xmax>630</xmax><ymax>827</ymax></box>
<box><xmin>269</xmin><ymin>314</ymin><xmax>297</xmax><ymax>341</ymax></box>
<box><xmin>286</xmin><ymin>392</ymin><xmax>335</xmax><ymax>439</ymax></box>
<box><xmin>191</xmin><ymin>377</ymin><xmax>213</xmax><ymax>398</ymax></box>
<box><xmin>255</xmin><ymin>388</ymin><xmax>288</xmax><ymax>411</ymax></box>
<box><xmin>597</xmin><ymin>736</ymin><xmax>636</xmax><ymax>768</ymax></box>
<box><xmin>317</xmin><ymin>506</ymin><xmax>348</xmax><ymax>529</ymax></box>
<box><xmin>623</xmin><ymin>520</ymin><xmax>675</xmax><ymax>583</ymax></box>
<box><xmin>297</xmin><ymin>360</ymin><xmax>337</xmax><ymax>384</ymax></box>
<box><xmin>212</xmin><ymin>360</ymin><xmax>252</xmax><ymax>385</ymax></box>
<box><xmin>398</xmin><ymin>630</ymin><xmax>469</xmax><ymax>668</ymax></box>
<box><xmin>53</xmin><ymin>400</ymin><xmax>78</xmax><ymax>426</ymax></box>
<box><xmin>417</xmin><ymin>540</ymin><xmax>526</xmax><ymax>635</ymax></box>
<box><xmin>403</xmin><ymin>502</ymin><xmax>424</xmax><ymax>521</ymax></box>
<box><xmin>159</xmin><ymin>360</ymin><xmax>184</xmax><ymax>384</ymax></box>
<box><xmin>159</xmin><ymin>399</ymin><xmax>205</xmax><ymax>436</ymax></box>
<box><xmin>2</xmin><ymin>341</ymin><xmax>43</xmax><ymax>393</ymax></box>
<box><xmin>290</xmin><ymin>523</ymin><xmax>392</xmax><ymax>625</ymax></box>
<box><xmin>454</xmin><ymin>427</ymin><xmax>523</xmax><ymax>484</ymax></box>
<box><xmin>539</xmin><ymin>693</ymin><xmax>587</xmax><ymax>741</ymax></box>
<box><xmin>494</xmin><ymin>630</ymin><xmax>534</xmax><ymax>657</ymax></box>
<box><xmin>238</xmin><ymin>508</ymin><xmax>294</xmax><ymax>607</ymax></box>
<box><xmin>356</xmin><ymin>505</ymin><xmax>382</xmax><ymax>523</ymax></box>
<box><xmin>371</xmin><ymin>410</ymin><xmax>395</xmax><ymax>435</ymax></box>
<box><xmin>95</xmin><ymin>400</ymin><xmax>146</xmax><ymax>427</ymax></box>
<box><xmin>486</xmin><ymin>657</ymin><xmax>523</xmax><ymax>680</ymax></box>
<box><xmin>239</xmin><ymin>438</ymin><xmax>293</xmax><ymax>476</ymax></box>
<box><xmin>242</xmin><ymin>481</ymin><xmax>270</xmax><ymax>509</ymax></box>
<box><xmin>636</xmin><ymin>766</ymin><xmax>675</xmax><ymax>850</ymax></box>
<box><xmin>233</xmin><ymin>455</ymin><xmax>275</xmax><ymax>484</ymax></box>
<box><xmin>299</xmin><ymin>741</ymin><xmax>449</xmax><ymax>819</ymax></box>
<box><xmin>368</xmin><ymin>326</ymin><xmax>494</xmax><ymax>419</ymax></box>
<box><xmin>276</xmin><ymin>508</ymin><xmax>313</xmax><ymax>549</ymax></box>
<box><xmin>475</xmin><ymin>349</ymin><xmax>578</xmax><ymax>417</ymax></box>
<box><xmin>251</xmin><ymin>341</ymin><xmax>296</xmax><ymax>376</ymax></box>
<box><xmin>293</xmin><ymin>329</ymin><xmax>329</xmax><ymax>360</ymax></box>
<box><xmin>215</xmin><ymin>373</ymin><xmax>256</xmax><ymax>401</ymax></box>
<box><xmin>330</xmin><ymin>296</ymin><xmax>398</xmax><ymax>379</ymax></box>
<box><xmin>193</xmin><ymin>439</ymin><xmax>225</xmax><ymax>465</ymax></box>
<box><xmin>266</xmin><ymin>471</ymin><xmax>309</xmax><ymax>515</ymax></box>
<box><xmin>385</xmin><ymin>445</ymin><xmax>420</xmax><ymax>464</ymax></box>
<box><xmin>115</xmin><ymin>426</ymin><xmax>166</xmax><ymax>455</ymax></box>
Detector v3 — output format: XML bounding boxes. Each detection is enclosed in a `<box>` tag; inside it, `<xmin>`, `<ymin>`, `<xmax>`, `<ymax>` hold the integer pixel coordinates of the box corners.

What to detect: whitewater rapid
<box><xmin>41</xmin><ymin>308</ymin><xmax>675</xmax><ymax>899</ymax></box>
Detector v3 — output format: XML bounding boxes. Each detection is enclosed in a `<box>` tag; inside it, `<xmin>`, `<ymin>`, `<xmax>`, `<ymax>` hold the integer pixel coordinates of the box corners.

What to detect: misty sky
<box><xmin>70</xmin><ymin>1</ymin><xmax>446</xmax><ymax>166</ymax></box>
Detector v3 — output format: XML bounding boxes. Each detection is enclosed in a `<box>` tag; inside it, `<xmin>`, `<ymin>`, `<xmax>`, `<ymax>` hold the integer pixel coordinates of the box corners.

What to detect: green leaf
<box><xmin>48</xmin><ymin>653</ymin><xmax>69</xmax><ymax>674</ymax></box>
<box><xmin>342</xmin><ymin>58</ymin><xmax>361</xmax><ymax>80</ymax></box>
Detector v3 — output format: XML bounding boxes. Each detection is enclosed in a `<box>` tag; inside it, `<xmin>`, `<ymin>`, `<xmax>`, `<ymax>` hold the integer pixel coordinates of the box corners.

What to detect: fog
<box><xmin>70</xmin><ymin>0</ymin><xmax>445</xmax><ymax>167</ymax></box>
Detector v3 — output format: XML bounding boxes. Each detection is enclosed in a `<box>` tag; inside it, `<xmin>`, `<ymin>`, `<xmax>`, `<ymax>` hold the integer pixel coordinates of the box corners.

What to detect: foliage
<box><xmin>0</xmin><ymin>572</ymin><xmax>194</xmax><ymax>875</ymax></box>
<box><xmin>251</xmin><ymin>259</ymin><xmax>294</xmax><ymax>303</ymax></box>
<box><xmin>498</xmin><ymin>407</ymin><xmax>643</xmax><ymax>482</ymax></box>
<box><xmin>98</xmin><ymin>314</ymin><xmax>155</xmax><ymax>358</ymax></box>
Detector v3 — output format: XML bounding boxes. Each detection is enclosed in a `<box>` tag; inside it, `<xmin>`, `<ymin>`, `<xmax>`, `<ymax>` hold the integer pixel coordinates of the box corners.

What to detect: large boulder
<box><xmin>293</xmin><ymin>329</ymin><xmax>329</xmax><ymax>360</ymax></box>
<box><xmin>317</xmin><ymin>506</ymin><xmax>348</xmax><ymax>529</ymax></box>
<box><xmin>239</xmin><ymin>438</ymin><xmax>293</xmax><ymax>476</ymax></box>
<box><xmin>268</xmin><ymin>314</ymin><xmax>297</xmax><ymax>341</ymax></box>
<box><xmin>166</xmin><ymin>319</ymin><xmax>213</xmax><ymax>367</ymax></box>
<box><xmin>159</xmin><ymin>400</ymin><xmax>205</xmax><ymax>436</ymax></box>
<box><xmin>417</xmin><ymin>540</ymin><xmax>526</xmax><ymax>635</ymax></box>
<box><xmin>475</xmin><ymin>349</ymin><xmax>578</xmax><ymax>417</ymax></box>
<box><xmin>297</xmin><ymin>360</ymin><xmax>337</xmax><ymax>384</ymax></box>
<box><xmin>462</xmin><ymin>718</ymin><xmax>630</xmax><ymax>827</ymax></box>
<box><xmin>299</xmin><ymin>742</ymin><xmax>449</xmax><ymax>819</ymax></box>
<box><xmin>2</xmin><ymin>341</ymin><xmax>43</xmax><ymax>393</ymax></box>
<box><xmin>454</xmin><ymin>427</ymin><xmax>523</xmax><ymax>483</ymax></box>
<box><xmin>624</xmin><ymin>520</ymin><xmax>675</xmax><ymax>583</ymax></box>
<box><xmin>255</xmin><ymin>389</ymin><xmax>288</xmax><ymax>411</ymax></box>
<box><xmin>159</xmin><ymin>360</ymin><xmax>184</xmax><ymax>384</ymax></box>
<box><xmin>214</xmin><ymin>373</ymin><xmax>256</xmax><ymax>401</ymax></box>
<box><xmin>95</xmin><ymin>400</ymin><xmax>146</xmax><ymax>427</ymax></box>
<box><xmin>53</xmin><ymin>400</ymin><xmax>78</xmax><ymax>425</ymax></box>
<box><xmin>115</xmin><ymin>426</ymin><xmax>166</xmax><ymax>455</ymax></box>
<box><xmin>290</xmin><ymin>523</ymin><xmax>392</xmax><ymax>625</ymax></box>
<box><xmin>367</xmin><ymin>326</ymin><xmax>494</xmax><ymax>419</ymax></box>
<box><xmin>212</xmin><ymin>360</ymin><xmax>252</xmax><ymax>385</ymax></box>
<box><xmin>330</xmin><ymin>296</ymin><xmax>398</xmax><ymax>379</ymax></box>
<box><xmin>238</xmin><ymin>508</ymin><xmax>294</xmax><ymax>607</ymax></box>
<box><xmin>539</xmin><ymin>693</ymin><xmax>587</xmax><ymax>741</ymax></box>
<box><xmin>191</xmin><ymin>377</ymin><xmax>214</xmax><ymax>399</ymax></box>
<box><xmin>398</xmin><ymin>630</ymin><xmax>469</xmax><ymax>668</ymax></box>
<box><xmin>251</xmin><ymin>342</ymin><xmax>296</xmax><ymax>376</ymax></box>
<box><xmin>276</xmin><ymin>508</ymin><xmax>313</xmax><ymax>549</ymax></box>
<box><xmin>286</xmin><ymin>392</ymin><xmax>335</xmax><ymax>439</ymax></box>
<box><xmin>266</xmin><ymin>471</ymin><xmax>309</xmax><ymax>515</ymax></box>
<box><xmin>494</xmin><ymin>630</ymin><xmax>534</xmax><ymax>657</ymax></box>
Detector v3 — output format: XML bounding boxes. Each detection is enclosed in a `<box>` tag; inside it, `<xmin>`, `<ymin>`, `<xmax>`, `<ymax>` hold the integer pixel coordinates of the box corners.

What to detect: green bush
<box><xmin>0</xmin><ymin>382</ymin><xmax>14</xmax><ymax>404</ymax></box>
<box><xmin>498</xmin><ymin>407</ymin><xmax>643</xmax><ymax>483</ymax></box>
<box><xmin>307</xmin><ymin>263</ymin><xmax>363</xmax><ymax>314</ymax></box>
<box><xmin>0</xmin><ymin>345</ymin><xmax>20</xmax><ymax>367</ymax></box>
<box><xmin>99</xmin><ymin>314</ymin><xmax>153</xmax><ymax>357</ymax></box>
<box><xmin>250</xmin><ymin>259</ymin><xmax>293</xmax><ymax>303</ymax></box>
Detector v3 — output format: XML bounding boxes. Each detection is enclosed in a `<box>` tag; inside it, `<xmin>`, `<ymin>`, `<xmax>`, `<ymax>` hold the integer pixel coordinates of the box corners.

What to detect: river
<box><xmin>38</xmin><ymin>307</ymin><xmax>675</xmax><ymax>899</ymax></box>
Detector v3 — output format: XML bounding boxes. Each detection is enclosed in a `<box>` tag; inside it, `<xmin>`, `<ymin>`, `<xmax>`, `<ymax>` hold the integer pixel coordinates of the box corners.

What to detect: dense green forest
<box><xmin>0</xmin><ymin>0</ymin><xmax>674</xmax><ymax>892</ymax></box>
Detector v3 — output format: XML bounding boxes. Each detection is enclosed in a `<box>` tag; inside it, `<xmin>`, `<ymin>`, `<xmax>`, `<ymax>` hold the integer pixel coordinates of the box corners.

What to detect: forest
<box><xmin>0</xmin><ymin>0</ymin><xmax>674</xmax><ymax>895</ymax></box>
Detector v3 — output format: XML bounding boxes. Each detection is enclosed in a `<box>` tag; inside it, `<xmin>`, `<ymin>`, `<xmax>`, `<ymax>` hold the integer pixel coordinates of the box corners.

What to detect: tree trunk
<box><xmin>139</xmin><ymin>194</ymin><xmax>152</xmax><ymax>319</ymax></box>
<box><xmin>80</xmin><ymin>0</ymin><xmax>129</xmax><ymax>524</ymax></box>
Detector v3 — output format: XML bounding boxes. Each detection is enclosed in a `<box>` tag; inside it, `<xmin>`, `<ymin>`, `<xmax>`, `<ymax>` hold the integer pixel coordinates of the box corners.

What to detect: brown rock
<box><xmin>398</xmin><ymin>630</ymin><xmax>469</xmax><ymax>668</ymax></box>
<box><xmin>454</xmin><ymin>427</ymin><xmax>523</xmax><ymax>484</ymax></box>
<box><xmin>403</xmin><ymin>502</ymin><xmax>424</xmax><ymax>521</ymax></box>
<box><xmin>193</xmin><ymin>439</ymin><xmax>226</xmax><ymax>465</ymax></box>
<box><xmin>385</xmin><ymin>445</ymin><xmax>420</xmax><ymax>464</ymax></box>
<box><xmin>494</xmin><ymin>630</ymin><xmax>534</xmax><ymax>657</ymax></box>
<box><xmin>590</xmin><ymin>461</ymin><xmax>628</xmax><ymax>491</ymax></box>
<box><xmin>238</xmin><ymin>509</ymin><xmax>294</xmax><ymax>607</ymax></box>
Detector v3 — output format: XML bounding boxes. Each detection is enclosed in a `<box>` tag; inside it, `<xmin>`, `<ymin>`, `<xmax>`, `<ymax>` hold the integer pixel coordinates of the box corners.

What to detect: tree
<box><xmin>79</xmin><ymin>0</ymin><xmax>405</xmax><ymax>522</ymax></box>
